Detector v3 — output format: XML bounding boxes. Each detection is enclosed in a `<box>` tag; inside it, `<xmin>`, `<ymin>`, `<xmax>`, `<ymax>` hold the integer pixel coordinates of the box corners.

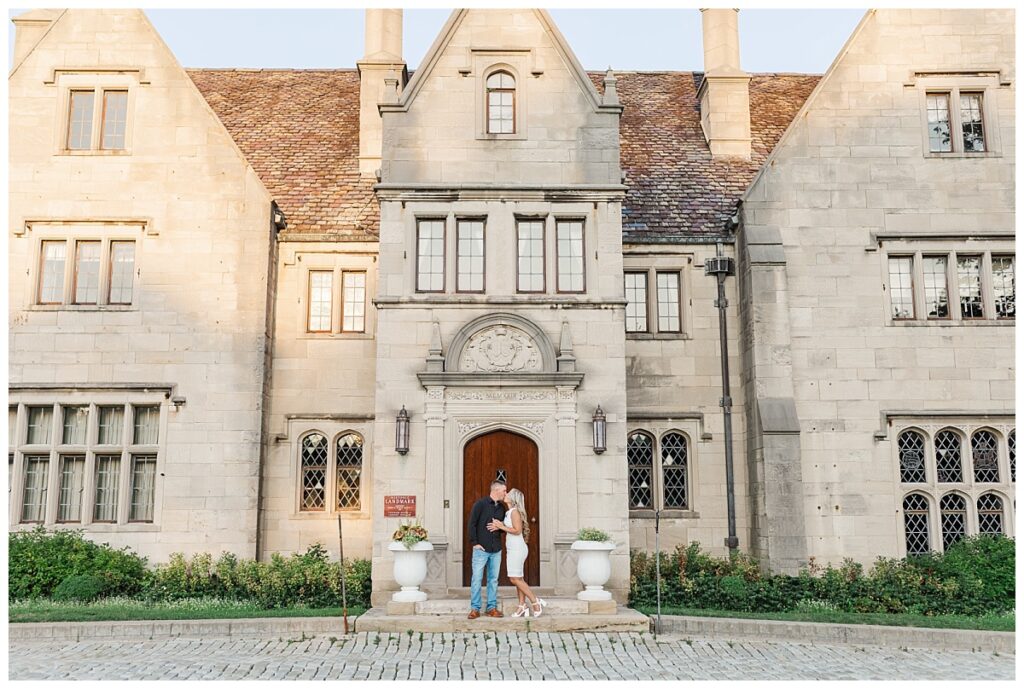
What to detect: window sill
<box><xmin>27</xmin><ymin>304</ymin><xmax>137</xmax><ymax>312</ymax></box>
<box><xmin>57</xmin><ymin>149</ymin><xmax>132</xmax><ymax>156</ymax></box>
<box><xmin>290</xmin><ymin>511</ymin><xmax>370</xmax><ymax>520</ymax></box>
<box><xmin>299</xmin><ymin>332</ymin><xmax>374</xmax><ymax>341</ymax></box>
<box><xmin>924</xmin><ymin>150</ymin><xmax>1001</xmax><ymax>159</ymax></box>
<box><xmin>627</xmin><ymin>333</ymin><xmax>692</xmax><ymax>341</ymax></box>
<box><xmin>889</xmin><ymin>319</ymin><xmax>1014</xmax><ymax>327</ymax></box>
<box><xmin>11</xmin><ymin>522</ymin><xmax>160</xmax><ymax>532</ymax></box>
<box><xmin>476</xmin><ymin>132</ymin><xmax>526</xmax><ymax>142</ymax></box>
<box><xmin>629</xmin><ymin>509</ymin><xmax>699</xmax><ymax>520</ymax></box>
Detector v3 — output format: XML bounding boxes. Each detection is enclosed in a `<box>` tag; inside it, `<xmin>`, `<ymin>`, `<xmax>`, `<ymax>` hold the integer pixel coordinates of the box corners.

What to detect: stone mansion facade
<box><xmin>8</xmin><ymin>8</ymin><xmax>1014</xmax><ymax>603</ymax></box>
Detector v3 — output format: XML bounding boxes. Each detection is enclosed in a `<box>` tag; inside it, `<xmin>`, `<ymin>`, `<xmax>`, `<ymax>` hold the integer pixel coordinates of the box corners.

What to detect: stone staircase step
<box><xmin>443</xmin><ymin>586</ymin><xmax>557</xmax><ymax>598</ymax></box>
<box><xmin>356</xmin><ymin>606</ymin><xmax>650</xmax><ymax>633</ymax></box>
<box><xmin>415</xmin><ymin>598</ymin><xmax>588</xmax><ymax>616</ymax></box>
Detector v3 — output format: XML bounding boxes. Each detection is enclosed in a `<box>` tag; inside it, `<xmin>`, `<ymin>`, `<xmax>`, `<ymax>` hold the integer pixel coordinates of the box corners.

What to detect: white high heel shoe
<box><xmin>512</xmin><ymin>603</ymin><xmax>530</xmax><ymax>618</ymax></box>
<box><xmin>530</xmin><ymin>598</ymin><xmax>547</xmax><ymax>617</ymax></box>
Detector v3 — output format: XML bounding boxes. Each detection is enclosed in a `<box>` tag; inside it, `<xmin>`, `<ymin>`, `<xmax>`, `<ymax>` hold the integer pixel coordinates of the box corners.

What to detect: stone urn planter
<box><xmin>571</xmin><ymin>534</ymin><xmax>616</xmax><ymax>601</ymax></box>
<box><xmin>388</xmin><ymin>540</ymin><xmax>434</xmax><ymax>602</ymax></box>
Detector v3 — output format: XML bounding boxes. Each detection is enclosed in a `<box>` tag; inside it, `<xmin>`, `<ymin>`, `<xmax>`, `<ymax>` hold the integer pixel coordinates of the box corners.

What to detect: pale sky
<box><xmin>9</xmin><ymin>9</ymin><xmax>866</xmax><ymax>73</ymax></box>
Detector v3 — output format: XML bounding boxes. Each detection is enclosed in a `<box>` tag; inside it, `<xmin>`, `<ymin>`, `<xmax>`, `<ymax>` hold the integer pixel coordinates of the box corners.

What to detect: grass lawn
<box><xmin>633</xmin><ymin>606</ymin><xmax>1015</xmax><ymax>632</ymax></box>
<box><xmin>9</xmin><ymin>597</ymin><xmax>366</xmax><ymax>624</ymax></box>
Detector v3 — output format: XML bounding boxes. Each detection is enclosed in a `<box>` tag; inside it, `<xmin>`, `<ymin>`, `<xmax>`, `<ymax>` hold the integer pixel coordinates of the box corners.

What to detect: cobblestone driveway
<box><xmin>9</xmin><ymin>632</ymin><xmax>1015</xmax><ymax>681</ymax></box>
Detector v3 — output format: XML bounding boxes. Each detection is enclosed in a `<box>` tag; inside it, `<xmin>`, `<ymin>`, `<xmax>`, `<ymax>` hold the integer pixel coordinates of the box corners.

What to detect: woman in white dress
<box><xmin>489</xmin><ymin>488</ymin><xmax>546</xmax><ymax>617</ymax></box>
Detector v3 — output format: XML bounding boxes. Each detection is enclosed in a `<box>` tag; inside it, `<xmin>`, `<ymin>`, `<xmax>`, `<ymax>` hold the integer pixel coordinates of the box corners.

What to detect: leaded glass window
<box><xmin>898</xmin><ymin>430</ymin><xmax>926</xmax><ymax>483</ymax></box>
<box><xmin>101</xmin><ymin>90</ymin><xmax>128</xmax><ymax>150</ymax></box>
<box><xmin>97</xmin><ymin>406</ymin><xmax>124</xmax><ymax>445</ymax></box>
<box><xmin>61</xmin><ymin>406</ymin><xmax>88</xmax><ymax>445</ymax></box>
<box><xmin>957</xmin><ymin>255</ymin><xmax>984</xmax><ymax>319</ymax></box>
<box><xmin>1008</xmin><ymin>430</ymin><xmax>1015</xmax><ymax>483</ymax></box>
<box><xmin>108</xmin><ymin>241</ymin><xmax>135</xmax><ymax>304</ymax></box>
<box><xmin>960</xmin><ymin>92</ymin><xmax>986</xmax><ymax>152</ymax></box>
<box><xmin>922</xmin><ymin>255</ymin><xmax>949</xmax><ymax>319</ymax></box>
<box><xmin>307</xmin><ymin>271</ymin><xmax>333</xmax><ymax>333</ymax></box>
<box><xmin>624</xmin><ymin>273</ymin><xmax>648</xmax><ymax>333</ymax></box>
<box><xmin>888</xmin><ymin>256</ymin><xmax>914</xmax><ymax>319</ymax></box>
<box><xmin>516</xmin><ymin>220</ymin><xmax>545</xmax><ymax>292</ymax></box>
<box><xmin>73</xmin><ymin>240</ymin><xmax>101</xmax><ymax>304</ymax></box>
<box><xmin>456</xmin><ymin>220</ymin><xmax>485</xmax><ymax>293</ymax></box>
<box><xmin>21</xmin><ymin>455</ymin><xmax>50</xmax><ymax>523</ymax></box>
<box><xmin>93</xmin><ymin>454</ymin><xmax>120</xmax><ymax>522</ymax></box>
<box><xmin>971</xmin><ymin>430</ymin><xmax>1000</xmax><ymax>483</ymax></box>
<box><xmin>991</xmin><ymin>255</ymin><xmax>1014</xmax><ymax>319</ymax></box>
<box><xmin>939</xmin><ymin>493</ymin><xmax>966</xmax><ymax>551</ymax></box>
<box><xmin>300</xmin><ymin>433</ymin><xmax>328</xmax><ymax>512</ymax></box>
<box><xmin>67</xmin><ymin>90</ymin><xmax>95</xmax><ymax>150</ymax></box>
<box><xmin>934</xmin><ymin>429</ymin><xmax>963</xmax><ymax>483</ymax></box>
<box><xmin>341</xmin><ymin>271</ymin><xmax>366</xmax><ymax>332</ymax></box>
<box><xmin>336</xmin><ymin>433</ymin><xmax>363</xmax><ymax>510</ymax></box>
<box><xmin>486</xmin><ymin>71</ymin><xmax>515</xmax><ymax>134</ymax></box>
<box><xmin>661</xmin><ymin>432</ymin><xmax>688</xmax><ymax>509</ymax></box>
<box><xmin>26</xmin><ymin>406</ymin><xmax>53</xmax><ymax>445</ymax></box>
<box><xmin>657</xmin><ymin>272</ymin><xmax>682</xmax><ymax>333</ymax></box>
<box><xmin>926</xmin><ymin>93</ymin><xmax>952</xmax><ymax>153</ymax></box>
<box><xmin>556</xmin><ymin>220</ymin><xmax>585</xmax><ymax>293</ymax></box>
<box><xmin>133</xmin><ymin>405</ymin><xmax>160</xmax><ymax>445</ymax></box>
<box><xmin>976</xmin><ymin>493</ymin><xmax>1004</xmax><ymax>535</ymax></box>
<box><xmin>58</xmin><ymin>455</ymin><xmax>86</xmax><ymax>522</ymax></box>
<box><xmin>39</xmin><ymin>240</ymin><xmax>67</xmax><ymax>304</ymax></box>
<box><xmin>903</xmin><ymin>493</ymin><xmax>931</xmax><ymax>555</ymax></box>
<box><xmin>627</xmin><ymin>432</ymin><xmax>654</xmax><ymax>509</ymax></box>
<box><xmin>129</xmin><ymin>455</ymin><xmax>157</xmax><ymax>522</ymax></box>
<box><xmin>416</xmin><ymin>220</ymin><xmax>445</xmax><ymax>292</ymax></box>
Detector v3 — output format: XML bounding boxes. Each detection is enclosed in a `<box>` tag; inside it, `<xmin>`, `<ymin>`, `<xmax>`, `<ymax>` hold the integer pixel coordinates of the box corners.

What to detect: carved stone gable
<box><xmin>459</xmin><ymin>325</ymin><xmax>542</xmax><ymax>373</ymax></box>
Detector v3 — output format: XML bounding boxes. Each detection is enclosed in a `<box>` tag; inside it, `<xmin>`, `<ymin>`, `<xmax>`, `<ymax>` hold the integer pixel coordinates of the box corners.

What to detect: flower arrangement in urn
<box><xmin>392</xmin><ymin>520</ymin><xmax>429</xmax><ymax>549</ymax></box>
<box><xmin>571</xmin><ymin>526</ymin><xmax>616</xmax><ymax>601</ymax></box>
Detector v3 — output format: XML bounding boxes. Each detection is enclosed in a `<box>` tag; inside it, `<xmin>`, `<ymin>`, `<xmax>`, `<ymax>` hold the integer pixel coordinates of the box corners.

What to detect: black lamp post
<box><xmin>395</xmin><ymin>406</ymin><xmax>410</xmax><ymax>455</ymax></box>
<box><xmin>592</xmin><ymin>405</ymin><xmax>607</xmax><ymax>454</ymax></box>
<box><xmin>705</xmin><ymin>243</ymin><xmax>739</xmax><ymax>554</ymax></box>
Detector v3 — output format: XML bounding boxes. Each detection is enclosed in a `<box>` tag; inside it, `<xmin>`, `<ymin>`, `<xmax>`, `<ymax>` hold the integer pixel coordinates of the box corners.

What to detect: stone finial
<box><xmin>426</xmin><ymin>322</ymin><xmax>445</xmax><ymax>372</ymax></box>
<box><xmin>556</xmin><ymin>321</ymin><xmax>577</xmax><ymax>373</ymax></box>
<box><xmin>602</xmin><ymin>68</ymin><xmax>619</xmax><ymax>107</ymax></box>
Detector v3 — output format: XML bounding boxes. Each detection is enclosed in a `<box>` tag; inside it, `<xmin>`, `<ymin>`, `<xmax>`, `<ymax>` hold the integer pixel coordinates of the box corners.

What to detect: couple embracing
<box><xmin>466</xmin><ymin>480</ymin><xmax>546</xmax><ymax>619</ymax></box>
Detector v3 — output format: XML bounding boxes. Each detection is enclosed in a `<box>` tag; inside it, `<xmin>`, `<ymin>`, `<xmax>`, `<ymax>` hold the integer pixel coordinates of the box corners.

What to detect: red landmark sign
<box><xmin>384</xmin><ymin>495</ymin><xmax>417</xmax><ymax>518</ymax></box>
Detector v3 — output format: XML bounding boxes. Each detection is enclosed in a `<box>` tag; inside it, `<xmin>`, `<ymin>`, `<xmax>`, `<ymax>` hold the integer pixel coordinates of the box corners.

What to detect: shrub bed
<box><xmin>9</xmin><ymin>527</ymin><xmax>372</xmax><ymax>610</ymax></box>
<box><xmin>629</xmin><ymin>535</ymin><xmax>1014</xmax><ymax>617</ymax></box>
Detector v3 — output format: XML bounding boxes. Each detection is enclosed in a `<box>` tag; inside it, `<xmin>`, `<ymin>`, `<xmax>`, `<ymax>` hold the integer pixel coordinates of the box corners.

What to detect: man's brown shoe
<box><xmin>485</xmin><ymin>608</ymin><xmax>504</xmax><ymax>618</ymax></box>
<box><xmin>467</xmin><ymin>609</ymin><xmax>480</xmax><ymax>620</ymax></box>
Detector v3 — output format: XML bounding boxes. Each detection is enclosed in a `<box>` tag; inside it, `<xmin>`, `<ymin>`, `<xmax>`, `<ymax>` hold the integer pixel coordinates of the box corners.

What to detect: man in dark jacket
<box><xmin>467</xmin><ymin>480</ymin><xmax>507</xmax><ymax>618</ymax></box>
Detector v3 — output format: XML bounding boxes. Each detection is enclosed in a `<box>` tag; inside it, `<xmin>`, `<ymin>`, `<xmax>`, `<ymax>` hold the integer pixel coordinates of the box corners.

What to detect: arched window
<box><xmin>300</xmin><ymin>432</ymin><xmax>329</xmax><ymax>512</ymax></box>
<box><xmin>627</xmin><ymin>431</ymin><xmax>654</xmax><ymax>510</ymax></box>
<box><xmin>1009</xmin><ymin>430</ymin><xmax>1016</xmax><ymax>483</ymax></box>
<box><xmin>971</xmin><ymin>430</ymin><xmax>1000</xmax><ymax>483</ymax></box>
<box><xmin>939</xmin><ymin>493</ymin><xmax>967</xmax><ymax>550</ymax></box>
<box><xmin>336</xmin><ymin>433</ymin><xmax>363</xmax><ymax>510</ymax></box>
<box><xmin>977</xmin><ymin>493</ymin><xmax>1004</xmax><ymax>535</ymax></box>
<box><xmin>897</xmin><ymin>430</ymin><xmax>926</xmax><ymax>483</ymax></box>
<box><xmin>934</xmin><ymin>429</ymin><xmax>963</xmax><ymax>483</ymax></box>
<box><xmin>903</xmin><ymin>493</ymin><xmax>931</xmax><ymax>555</ymax></box>
<box><xmin>661</xmin><ymin>432</ymin><xmax>689</xmax><ymax>509</ymax></box>
<box><xmin>486</xmin><ymin>71</ymin><xmax>515</xmax><ymax>134</ymax></box>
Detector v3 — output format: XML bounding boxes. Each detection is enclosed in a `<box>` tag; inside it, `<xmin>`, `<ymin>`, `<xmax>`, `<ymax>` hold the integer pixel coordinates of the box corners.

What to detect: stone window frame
<box><xmin>53</xmin><ymin>72</ymin><xmax>139</xmax><ymax>157</ymax></box>
<box><xmin>290</xmin><ymin>424</ymin><xmax>370</xmax><ymax>520</ymax></box>
<box><xmin>476</xmin><ymin>60</ymin><xmax>528</xmax><ymax>142</ymax></box>
<box><xmin>8</xmin><ymin>396</ymin><xmax>166</xmax><ymax>532</ymax></box>
<box><xmin>893</xmin><ymin>421</ymin><xmax>1015</xmax><ymax>556</ymax></box>
<box><xmin>295</xmin><ymin>252</ymin><xmax>377</xmax><ymax>340</ymax></box>
<box><xmin>913</xmin><ymin>73</ymin><xmax>1003</xmax><ymax>159</ymax></box>
<box><xmin>879</xmin><ymin>241</ymin><xmax>1014</xmax><ymax>326</ymax></box>
<box><xmin>626</xmin><ymin>423</ymin><xmax>700</xmax><ymax>519</ymax></box>
<box><xmin>28</xmin><ymin>226</ymin><xmax>141</xmax><ymax>311</ymax></box>
<box><xmin>622</xmin><ymin>254</ymin><xmax>694</xmax><ymax>339</ymax></box>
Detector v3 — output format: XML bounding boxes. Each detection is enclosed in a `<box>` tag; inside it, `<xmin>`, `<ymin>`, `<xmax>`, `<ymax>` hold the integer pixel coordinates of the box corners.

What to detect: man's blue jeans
<box><xmin>470</xmin><ymin>547</ymin><xmax>502</xmax><ymax>611</ymax></box>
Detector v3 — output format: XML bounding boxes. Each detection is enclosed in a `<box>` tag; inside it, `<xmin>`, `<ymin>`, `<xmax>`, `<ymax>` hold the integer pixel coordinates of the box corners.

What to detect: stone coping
<box><xmin>654</xmin><ymin>614</ymin><xmax>1015</xmax><ymax>655</ymax></box>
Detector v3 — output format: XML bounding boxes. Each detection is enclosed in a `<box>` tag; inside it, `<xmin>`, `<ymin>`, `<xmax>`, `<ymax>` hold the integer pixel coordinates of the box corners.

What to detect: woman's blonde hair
<box><xmin>507</xmin><ymin>488</ymin><xmax>530</xmax><ymax>540</ymax></box>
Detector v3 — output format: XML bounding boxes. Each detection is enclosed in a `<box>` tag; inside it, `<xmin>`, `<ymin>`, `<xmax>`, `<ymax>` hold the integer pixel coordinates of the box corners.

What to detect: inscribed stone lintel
<box><xmin>758</xmin><ymin>397</ymin><xmax>800</xmax><ymax>435</ymax></box>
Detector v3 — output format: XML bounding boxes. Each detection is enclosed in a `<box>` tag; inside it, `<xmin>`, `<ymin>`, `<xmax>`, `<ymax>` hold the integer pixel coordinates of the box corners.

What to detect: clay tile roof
<box><xmin>188</xmin><ymin>68</ymin><xmax>818</xmax><ymax>243</ymax></box>
<box><xmin>187</xmin><ymin>69</ymin><xmax>378</xmax><ymax>241</ymax></box>
<box><xmin>594</xmin><ymin>71</ymin><xmax>820</xmax><ymax>241</ymax></box>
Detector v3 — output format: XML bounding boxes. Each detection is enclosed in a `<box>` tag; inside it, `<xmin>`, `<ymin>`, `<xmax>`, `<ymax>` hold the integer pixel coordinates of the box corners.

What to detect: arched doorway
<box><xmin>462</xmin><ymin>429</ymin><xmax>540</xmax><ymax>586</ymax></box>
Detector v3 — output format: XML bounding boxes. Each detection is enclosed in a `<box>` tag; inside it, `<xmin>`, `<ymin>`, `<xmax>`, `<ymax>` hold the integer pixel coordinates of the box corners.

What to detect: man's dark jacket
<box><xmin>468</xmin><ymin>496</ymin><xmax>507</xmax><ymax>553</ymax></box>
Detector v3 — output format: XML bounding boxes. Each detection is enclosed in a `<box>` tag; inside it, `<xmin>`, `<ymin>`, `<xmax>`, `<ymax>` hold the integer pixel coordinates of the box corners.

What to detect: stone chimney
<box><xmin>697</xmin><ymin>8</ymin><xmax>752</xmax><ymax>159</ymax></box>
<box><xmin>358</xmin><ymin>9</ymin><xmax>405</xmax><ymax>178</ymax></box>
<box><xmin>11</xmin><ymin>9</ymin><xmax>60</xmax><ymax>67</ymax></box>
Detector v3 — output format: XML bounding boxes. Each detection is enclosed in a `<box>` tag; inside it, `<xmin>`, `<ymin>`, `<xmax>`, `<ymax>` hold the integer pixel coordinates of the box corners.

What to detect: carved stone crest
<box><xmin>459</xmin><ymin>326</ymin><xmax>542</xmax><ymax>373</ymax></box>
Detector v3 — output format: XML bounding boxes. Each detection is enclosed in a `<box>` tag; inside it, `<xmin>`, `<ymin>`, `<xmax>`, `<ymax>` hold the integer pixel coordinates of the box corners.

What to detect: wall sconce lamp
<box><xmin>395</xmin><ymin>406</ymin><xmax>410</xmax><ymax>455</ymax></box>
<box><xmin>592</xmin><ymin>405</ymin><xmax>607</xmax><ymax>454</ymax></box>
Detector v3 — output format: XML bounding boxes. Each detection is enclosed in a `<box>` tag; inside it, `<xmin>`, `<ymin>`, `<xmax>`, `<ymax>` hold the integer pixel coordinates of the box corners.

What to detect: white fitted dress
<box><xmin>504</xmin><ymin>510</ymin><xmax>529</xmax><ymax>578</ymax></box>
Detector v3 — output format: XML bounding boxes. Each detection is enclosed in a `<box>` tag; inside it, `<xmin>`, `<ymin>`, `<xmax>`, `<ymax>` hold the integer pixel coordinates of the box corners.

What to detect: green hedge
<box><xmin>9</xmin><ymin>528</ymin><xmax>372</xmax><ymax>610</ymax></box>
<box><xmin>629</xmin><ymin>536</ymin><xmax>1014</xmax><ymax>617</ymax></box>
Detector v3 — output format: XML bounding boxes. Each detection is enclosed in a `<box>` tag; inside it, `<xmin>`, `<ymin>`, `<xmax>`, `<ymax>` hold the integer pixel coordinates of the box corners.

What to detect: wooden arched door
<box><xmin>462</xmin><ymin>429</ymin><xmax>540</xmax><ymax>586</ymax></box>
